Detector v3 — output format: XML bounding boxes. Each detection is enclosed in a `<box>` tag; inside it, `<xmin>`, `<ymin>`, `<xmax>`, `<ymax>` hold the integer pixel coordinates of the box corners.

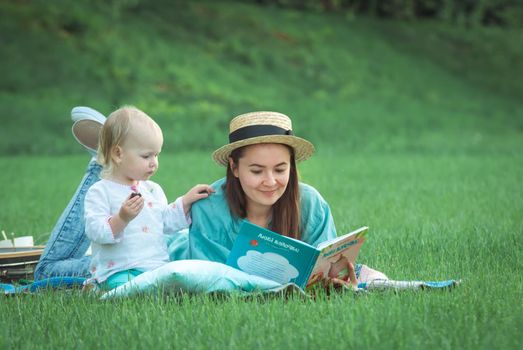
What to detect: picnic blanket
<box><xmin>1</xmin><ymin>259</ymin><xmax>460</xmax><ymax>297</ymax></box>
<box><xmin>1</xmin><ymin>277</ymin><xmax>86</xmax><ymax>295</ymax></box>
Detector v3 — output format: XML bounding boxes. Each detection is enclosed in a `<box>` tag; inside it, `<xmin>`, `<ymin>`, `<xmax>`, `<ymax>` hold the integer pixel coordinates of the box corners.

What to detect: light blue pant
<box><xmin>99</xmin><ymin>269</ymin><xmax>144</xmax><ymax>291</ymax></box>
<box><xmin>34</xmin><ymin>159</ymin><xmax>101</xmax><ymax>280</ymax></box>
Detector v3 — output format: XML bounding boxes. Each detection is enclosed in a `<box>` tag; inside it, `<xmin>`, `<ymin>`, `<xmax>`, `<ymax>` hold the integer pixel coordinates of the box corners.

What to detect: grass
<box><xmin>4</xmin><ymin>289</ymin><xmax>519</xmax><ymax>349</ymax></box>
<box><xmin>1</xmin><ymin>0</ymin><xmax>522</xmax><ymax>348</ymax></box>
<box><xmin>1</xmin><ymin>152</ymin><xmax>522</xmax><ymax>349</ymax></box>
<box><xmin>1</xmin><ymin>1</ymin><xmax>522</xmax><ymax>155</ymax></box>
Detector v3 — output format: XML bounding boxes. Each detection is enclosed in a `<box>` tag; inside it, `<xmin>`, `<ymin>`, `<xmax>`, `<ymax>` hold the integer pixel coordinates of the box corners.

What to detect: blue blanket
<box><xmin>1</xmin><ymin>261</ymin><xmax>460</xmax><ymax>297</ymax></box>
<box><xmin>1</xmin><ymin>277</ymin><xmax>86</xmax><ymax>295</ymax></box>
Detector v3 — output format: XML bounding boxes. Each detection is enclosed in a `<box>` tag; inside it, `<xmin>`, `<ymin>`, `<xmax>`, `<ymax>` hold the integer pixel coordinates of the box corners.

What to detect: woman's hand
<box><xmin>324</xmin><ymin>262</ymin><xmax>358</xmax><ymax>291</ymax></box>
<box><xmin>182</xmin><ymin>184</ymin><xmax>215</xmax><ymax>215</ymax></box>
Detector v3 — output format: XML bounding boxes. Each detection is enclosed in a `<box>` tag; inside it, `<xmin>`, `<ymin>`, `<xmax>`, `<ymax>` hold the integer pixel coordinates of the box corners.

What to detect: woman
<box><xmin>35</xmin><ymin>108</ymin><xmax>387</xmax><ymax>286</ymax></box>
<box><xmin>174</xmin><ymin>111</ymin><xmax>387</xmax><ymax>286</ymax></box>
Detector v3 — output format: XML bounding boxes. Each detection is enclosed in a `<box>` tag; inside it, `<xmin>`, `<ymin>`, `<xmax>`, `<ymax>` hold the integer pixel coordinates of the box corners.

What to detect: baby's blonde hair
<box><xmin>97</xmin><ymin>106</ymin><xmax>158</xmax><ymax>177</ymax></box>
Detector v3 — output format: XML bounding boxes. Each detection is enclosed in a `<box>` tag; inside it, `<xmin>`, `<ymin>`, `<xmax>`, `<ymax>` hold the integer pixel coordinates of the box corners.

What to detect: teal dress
<box><xmin>168</xmin><ymin>178</ymin><xmax>337</xmax><ymax>263</ymax></box>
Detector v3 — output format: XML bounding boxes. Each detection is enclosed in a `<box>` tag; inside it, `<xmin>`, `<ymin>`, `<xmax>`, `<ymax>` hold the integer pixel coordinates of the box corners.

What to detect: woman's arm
<box><xmin>298</xmin><ymin>183</ymin><xmax>337</xmax><ymax>247</ymax></box>
<box><xmin>299</xmin><ymin>183</ymin><xmax>361</xmax><ymax>289</ymax></box>
<box><xmin>187</xmin><ymin>179</ymin><xmax>238</xmax><ymax>263</ymax></box>
<box><xmin>189</xmin><ymin>220</ymin><xmax>232</xmax><ymax>263</ymax></box>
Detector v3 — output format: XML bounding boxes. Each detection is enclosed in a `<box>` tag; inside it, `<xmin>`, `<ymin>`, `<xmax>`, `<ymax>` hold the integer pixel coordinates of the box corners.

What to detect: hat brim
<box><xmin>212</xmin><ymin>135</ymin><xmax>315</xmax><ymax>166</ymax></box>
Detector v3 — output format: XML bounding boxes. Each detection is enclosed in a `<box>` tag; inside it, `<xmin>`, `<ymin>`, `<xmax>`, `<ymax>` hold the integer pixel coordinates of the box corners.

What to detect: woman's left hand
<box><xmin>324</xmin><ymin>262</ymin><xmax>358</xmax><ymax>291</ymax></box>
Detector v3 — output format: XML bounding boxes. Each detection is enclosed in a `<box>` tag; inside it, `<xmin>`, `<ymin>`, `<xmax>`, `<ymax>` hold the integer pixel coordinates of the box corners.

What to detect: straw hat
<box><xmin>212</xmin><ymin>111</ymin><xmax>315</xmax><ymax>166</ymax></box>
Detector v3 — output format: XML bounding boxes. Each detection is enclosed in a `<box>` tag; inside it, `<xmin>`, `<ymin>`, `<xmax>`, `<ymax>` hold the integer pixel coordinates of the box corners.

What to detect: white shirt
<box><xmin>84</xmin><ymin>179</ymin><xmax>189</xmax><ymax>283</ymax></box>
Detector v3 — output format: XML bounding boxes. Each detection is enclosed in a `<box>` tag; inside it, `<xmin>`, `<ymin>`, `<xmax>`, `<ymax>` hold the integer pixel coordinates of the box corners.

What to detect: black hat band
<box><xmin>229</xmin><ymin>124</ymin><xmax>293</xmax><ymax>143</ymax></box>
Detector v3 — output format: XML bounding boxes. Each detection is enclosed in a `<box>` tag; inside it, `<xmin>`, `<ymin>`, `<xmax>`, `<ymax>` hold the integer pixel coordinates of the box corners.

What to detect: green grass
<box><xmin>1</xmin><ymin>152</ymin><xmax>522</xmax><ymax>349</ymax></box>
<box><xmin>1</xmin><ymin>0</ymin><xmax>522</xmax><ymax>348</ymax></box>
<box><xmin>1</xmin><ymin>1</ymin><xmax>522</xmax><ymax>155</ymax></box>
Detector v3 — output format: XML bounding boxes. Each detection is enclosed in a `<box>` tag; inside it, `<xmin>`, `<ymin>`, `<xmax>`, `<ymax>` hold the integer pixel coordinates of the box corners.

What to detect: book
<box><xmin>0</xmin><ymin>246</ymin><xmax>45</xmax><ymax>282</ymax></box>
<box><xmin>0</xmin><ymin>246</ymin><xmax>45</xmax><ymax>263</ymax></box>
<box><xmin>226</xmin><ymin>220</ymin><xmax>368</xmax><ymax>290</ymax></box>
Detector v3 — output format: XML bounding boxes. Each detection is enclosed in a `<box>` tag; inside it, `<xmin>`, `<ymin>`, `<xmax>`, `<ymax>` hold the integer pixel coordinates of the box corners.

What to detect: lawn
<box><xmin>1</xmin><ymin>151</ymin><xmax>522</xmax><ymax>349</ymax></box>
<box><xmin>1</xmin><ymin>0</ymin><xmax>522</xmax><ymax>348</ymax></box>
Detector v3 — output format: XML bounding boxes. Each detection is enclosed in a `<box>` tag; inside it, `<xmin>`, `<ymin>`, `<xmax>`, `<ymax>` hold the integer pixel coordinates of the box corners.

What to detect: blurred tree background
<box><xmin>1</xmin><ymin>0</ymin><xmax>522</xmax><ymax>156</ymax></box>
<box><xmin>247</xmin><ymin>0</ymin><xmax>523</xmax><ymax>27</ymax></box>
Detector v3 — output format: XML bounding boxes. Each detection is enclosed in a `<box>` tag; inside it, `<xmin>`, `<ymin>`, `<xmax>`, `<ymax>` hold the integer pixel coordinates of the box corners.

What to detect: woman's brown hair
<box><xmin>225</xmin><ymin>145</ymin><xmax>301</xmax><ymax>240</ymax></box>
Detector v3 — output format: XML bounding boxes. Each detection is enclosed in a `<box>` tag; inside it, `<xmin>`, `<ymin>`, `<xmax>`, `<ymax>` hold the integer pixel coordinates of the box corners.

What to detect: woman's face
<box><xmin>230</xmin><ymin>143</ymin><xmax>291</xmax><ymax>213</ymax></box>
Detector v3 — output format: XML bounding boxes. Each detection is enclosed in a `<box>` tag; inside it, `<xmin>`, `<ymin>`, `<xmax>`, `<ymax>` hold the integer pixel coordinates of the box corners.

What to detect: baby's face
<box><xmin>113</xmin><ymin>122</ymin><xmax>163</xmax><ymax>185</ymax></box>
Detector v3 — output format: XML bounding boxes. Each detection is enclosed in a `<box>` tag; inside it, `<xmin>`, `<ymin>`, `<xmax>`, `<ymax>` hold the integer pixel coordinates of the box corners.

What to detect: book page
<box><xmin>236</xmin><ymin>251</ymin><xmax>299</xmax><ymax>284</ymax></box>
<box><xmin>306</xmin><ymin>227</ymin><xmax>368</xmax><ymax>289</ymax></box>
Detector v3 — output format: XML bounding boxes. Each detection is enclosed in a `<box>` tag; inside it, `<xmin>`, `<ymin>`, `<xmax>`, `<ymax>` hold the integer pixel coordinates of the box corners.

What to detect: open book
<box><xmin>226</xmin><ymin>220</ymin><xmax>368</xmax><ymax>290</ymax></box>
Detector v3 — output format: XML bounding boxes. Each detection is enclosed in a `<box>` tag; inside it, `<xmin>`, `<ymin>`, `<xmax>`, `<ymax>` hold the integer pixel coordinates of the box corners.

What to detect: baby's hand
<box><xmin>182</xmin><ymin>184</ymin><xmax>215</xmax><ymax>214</ymax></box>
<box><xmin>119</xmin><ymin>193</ymin><xmax>144</xmax><ymax>223</ymax></box>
